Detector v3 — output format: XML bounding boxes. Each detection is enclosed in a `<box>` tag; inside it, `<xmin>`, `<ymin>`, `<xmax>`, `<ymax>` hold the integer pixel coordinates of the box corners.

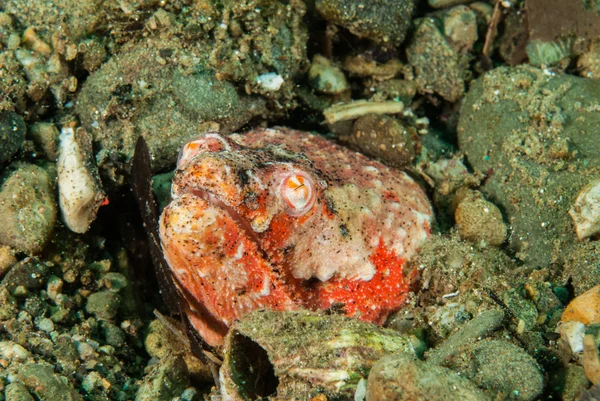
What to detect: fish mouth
<box><xmin>189</xmin><ymin>188</ymin><xmax>262</xmax><ymax>247</ymax></box>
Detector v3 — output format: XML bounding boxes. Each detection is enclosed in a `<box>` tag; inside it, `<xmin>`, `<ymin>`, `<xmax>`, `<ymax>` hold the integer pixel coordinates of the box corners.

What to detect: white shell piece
<box><xmin>558</xmin><ymin>321</ymin><xmax>586</xmax><ymax>354</ymax></box>
<box><xmin>569</xmin><ymin>177</ymin><xmax>600</xmax><ymax>240</ymax></box>
<box><xmin>57</xmin><ymin>127</ymin><xmax>105</xmax><ymax>233</ymax></box>
<box><xmin>255</xmin><ymin>73</ymin><xmax>284</xmax><ymax>91</ymax></box>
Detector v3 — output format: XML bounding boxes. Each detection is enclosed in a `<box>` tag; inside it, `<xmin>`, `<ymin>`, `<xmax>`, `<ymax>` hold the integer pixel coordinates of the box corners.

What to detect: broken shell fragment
<box><xmin>57</xmin><ymin>127</ymin><xmax>106</xmax><ymax>233</ymax></box>
<box><xmin>219</xmin><ymin>310</ymin><xmax>424</xmax><ymax>401</ymax></box>
<box><xmin>562</xmin><ymin>285</ymin><xmax>600</xmax><ymax>325</ymax></box>
<box><xmin>569</xmin><ymin>177</ymin><xmax>600</xmax><ymax>240</ymax></box>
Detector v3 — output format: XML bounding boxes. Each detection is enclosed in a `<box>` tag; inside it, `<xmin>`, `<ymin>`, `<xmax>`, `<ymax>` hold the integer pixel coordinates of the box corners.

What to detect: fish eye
<box><xmin>280</xmin><ymin>171</ymin><xmax>316</xmax><ymax>216</ymax></box>
<box><xmin>177</xmin><ymin>133</ymin><xmax>230</xmax><ymax>169</ymax></box>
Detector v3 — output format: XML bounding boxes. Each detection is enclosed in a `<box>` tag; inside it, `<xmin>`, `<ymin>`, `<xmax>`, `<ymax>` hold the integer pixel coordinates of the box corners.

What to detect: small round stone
<box><xmin>455</xmin><ymin>189</ymin><xmax>507</xmax><ymax>246</ymax></box>
<box><xmin>85</xmin><ymin>291</ymin><xmax>121</xmax><ymax>320</ymax></box>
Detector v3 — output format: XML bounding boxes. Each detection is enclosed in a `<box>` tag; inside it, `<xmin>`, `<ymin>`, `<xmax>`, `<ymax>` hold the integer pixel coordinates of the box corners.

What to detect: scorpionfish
<box><xmin>159</xmin><ymin>128</ymin><xmax>433</xmax><ymax>346</ymax></box>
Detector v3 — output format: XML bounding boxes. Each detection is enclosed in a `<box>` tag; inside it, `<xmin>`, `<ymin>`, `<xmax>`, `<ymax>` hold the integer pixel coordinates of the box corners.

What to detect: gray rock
<box><xmin>76</xmin><ymin>38</ymin><xmax>265</xmax><ymax>187</ymax></box>
<box><xmin>457</xmin><ymin>65</ymin><xmax>600</xmax><ymax>266</ymax></box>
<box><xmin>135</xmin><ymin>355</ymin><xmax>189</xmax><ymax>401</ymax></box>
<box><xmin>5</xmin><ymin>382</ymin><xmax>35</xmax><ymax>401</ymax></box>
<box><xmin>16</xmin><ymin>363</ymin><xmax>83</xmax><ymax>401</ymax></box>
<box><xmin>99</xmin><ymin>321</ymin><xmax>126</xmax><ymax>348</ymax></box>
<box><xmin>316</xmin><ymin>0</ymin><xmax>414</xmax><ymax>46</ymax></box>
<box><xmin>427</xmin><ymin>309</ymin><xmax>505</xmax><ymax>365</ymax></box>
<box><xmin>367</xmin><ymin>353</ymin><xmax>490</xmax><ymax>401</ymax></box>
<box><xmin>449</xmin><ymin>339</ymin><xmax>544</xmax><ymax>401</ymax></box>
<box><xmin>407</xmin><ymin>18</ymin><xmax>464</xmax><ymax>102</ymax></box>
<box><xmin>0</xmin><ymin>163</ymin><xmax>57</xmax><ymax>254</ymax></box>
<box><xmin>0</xmin><ymin>111</ymin><xmax>25</xmax><ymax>164</ymax></box>
<box><xmin>85</xmin><ymin>291</ymin><xmax>120</xmax><ymax>320</ymax></box>
<box><xmin>1</xmin><ymin>257</ymin><xmax>49</xmax><ymax>294</ymax></box>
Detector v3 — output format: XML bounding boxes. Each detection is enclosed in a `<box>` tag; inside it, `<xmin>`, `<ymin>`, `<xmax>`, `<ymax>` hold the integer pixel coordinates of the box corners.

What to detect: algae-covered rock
<box><xmin>0</xmin><ymin>163</ymin><xmax>56</xmax><ymax>254</ymax></box>
<box><xmin>135</xmin><ymin>355</ymin><xmax>189</xmax><ymax>401</ymax></box>
<box><xmin>448</xmin><ymin>339</ymin><xmax>544</xmax><ymax>401</ymax></box>
<box><xmin>458</xmin><ymin>65</ymin><xmax>600</xmax><ymax>267</ymax></box>
<box><xmin>220</xmin><ymin>309</ymin><xmax>424</xmax><ymax>400</ymax></box>
<box><xmin>367</xmin><ymin>353</ymin><xmax>491</xmax><ymax>401</ymax></box>
<box><xmin>85</xmin><ymin>290</ymin><xmax>120</xmax><ymax>321</ymax></box>
<box><xmin>316</xmin><ymin>0</ymin><xmax>415</xmax><ymax>46</ymax></box>
<box><xmin>407</xmin><ymin>17</ymin><xmax>464</xmax><ymax>102</ymax></box>
<box><xmin>0</xmin><ymin>111</ymin><xmax>26</xmax><ymax>164</ymax></box>
<box><xmin>427</xmin><ymin>309</ymin><xmax>506</xmax><ymax>366</ymax></box>
<box><xmin>76</xmin><ymin>37</ymin><xmax>266</xmax><ymax>186</ymax></box>
<box><xmin>5</xmin><ymin>381</ymin><xmax>36</xmax><ymax>401</ymax></box>
<box><xmin>144</xmin><ymin>318</ymin><xmax>212</xmax><ymax>383</ymax></box>
<box><xmin>16</xmin><ymin>362</ymin><xmax>83</xmax><ymax>401</ymax></box>
<box><xmin>209</xmin><ymin>0</ymin><xmax>308</xmax><ymax>99</ymax></box>
<box><xmin>454</xmin><ymin>189</ymin><xmax>508</xmax><ymax>246</ymax></box>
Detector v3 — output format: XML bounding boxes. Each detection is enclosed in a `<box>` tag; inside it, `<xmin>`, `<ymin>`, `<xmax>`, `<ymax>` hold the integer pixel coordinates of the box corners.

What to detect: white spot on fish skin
<box><xmin>258</xmin><ymin>275</ymin><xmax>271</xmax><ymax>296</ymax></box>
<box><xmin>362</xmin><ymin>165</ymin><xmax>380</xmax><ymax>174</ymax></box>
<box><xmin>233</xmin><ymin>242</ymin><xmax>245</xmax><ymax>260</ymax></box>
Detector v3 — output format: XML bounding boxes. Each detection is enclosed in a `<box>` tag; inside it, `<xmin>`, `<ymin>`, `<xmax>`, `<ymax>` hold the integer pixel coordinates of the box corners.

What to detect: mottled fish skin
<box><xmin>159</xmin><ymin>127</ymin><xmax>433</xmax><ymax>346</ymax></box>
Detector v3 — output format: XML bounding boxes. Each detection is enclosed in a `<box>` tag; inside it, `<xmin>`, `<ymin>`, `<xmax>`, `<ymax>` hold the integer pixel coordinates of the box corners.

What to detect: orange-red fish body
<box><xmin>159</xmin><ymin>128</ymin><xmax>433</xmax><ymax>346</ymax></box>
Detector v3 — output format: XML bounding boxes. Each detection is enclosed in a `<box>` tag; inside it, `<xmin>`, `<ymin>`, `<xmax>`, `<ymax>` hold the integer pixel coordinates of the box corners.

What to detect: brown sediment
<box><xmin>526</xmin><ymin>0</ymin><xmax>600</xmax><ymax>42</ymax></box>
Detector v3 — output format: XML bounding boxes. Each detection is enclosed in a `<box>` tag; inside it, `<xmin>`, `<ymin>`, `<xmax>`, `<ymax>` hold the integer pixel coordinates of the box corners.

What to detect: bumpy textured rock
<box><xmin>454</xmin><ymin>189</ymin><xmax>507</xmax><ymax>246</ymax></box>
<box><xmin>85</xmin><ymin>290</ymin><xmax>120</xmax><ymax>320</ymax></box>
<box><xmin>1</xmin><ymin>257</ymin><xmax>49</xmax><ymax>294</ymax></box>
<box><xmin>16</xmin><ymin>363</ymin><xmax>83</xmax><ymax>401</ymax></box>
<box><xmin>458</xmin><ymin>66</ymin><xmax>600</xmax><ymax>266</ymax></box>
<box><xmin>316</xmin><ymin>0</ymin><xmax>414</xmax><ymax>46</ymax></box>
<box><xmin>407</xmin><ymin>18</ymin><xmax>464</xmax><ymax>102</ymax></box>
<box><xmin>5</xmin><ymin>382</ymin><xmax>36</xmax><ymax>401</ymax></box>
<box><xmin>448</xmin><ymin>339</ymin><xmax>544</xmax><ymax>401</ymax></box>
<box><xmin>0</xmin><ymin>164</ymin><xmax>57</xmax><ymax>254</ymax></box>
<box><xmin>0</xmin><ymin>111</ymin><xmax>25</xmax><ymax>164</ymax></box>
<box><xmin>427</xmin><ymin>309</ymin><xmax>506</xmax><ymax>365</ymax></box>
<box><xmin>135</xmin><ymin>355</ymin><xmax>189</xmax><ymax>401</ymax></box>
<box><xmin>76</xmin><ymin>38</ymin><xmax>266</xmax><ymax>186</ymax></box>
<box><xmin>340</xmin><ymin>114</ymin><xmax>416</xmax><ymax>169</ymax></box>
<box><xmin>367</xmin><ymin>353</ymin><xmax>490</xmax><ymax>401</ymax></box>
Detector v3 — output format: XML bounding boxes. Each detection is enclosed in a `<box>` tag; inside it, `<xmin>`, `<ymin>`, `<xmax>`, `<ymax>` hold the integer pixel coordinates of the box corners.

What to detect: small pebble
<box><xmin>85</xmin><ymin>291</ymin><xmax>121</xmax><ymax>320</ymax></box>
<box><xmin>36</xmin><ymin>317</ymin><xmax>55</xmax><ymax>333</ymax></box>
<box><xmin>100</xmin><ymin>272</ymin><xmax>128</xmax><ymax>292</ymax></box>
<box><xmin>46</xmin><ymin>275</ymin><xmax>64</xmax><ymax>301</ymax></box>
<box><xmin>308</xmin><ymin>54</ymin><xmax>349</xmax><ymax>95</ymax></box>
<box><xmin>0</xmin><ymin>164</ymin><xmax>57</xmax><ymax>254</ymax></box>
<box><xmin>76</xmin><ymin>341</ymin><xmax>95</xmax><ymax>360</ymax></box>
<box><xmin>0</xmin><ymin>340</ymin><xmax>31</xmax><ymax>361</ymax></box>
<box><xmin>454</xmin><ymin>189</ymin><xmax>507</xmax><ymax>246</ymax></box>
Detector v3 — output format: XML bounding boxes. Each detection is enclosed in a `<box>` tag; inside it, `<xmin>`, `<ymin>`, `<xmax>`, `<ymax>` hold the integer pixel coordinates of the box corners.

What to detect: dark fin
<box><xmin>131</xmin><ymin>136</ymin><xmax>224</xmax><ymax>378</ymax></box>
<box><xmin>130</xmin><ymin>136</ymin><xmax>182</xmax><ymax>316</ymax></box>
